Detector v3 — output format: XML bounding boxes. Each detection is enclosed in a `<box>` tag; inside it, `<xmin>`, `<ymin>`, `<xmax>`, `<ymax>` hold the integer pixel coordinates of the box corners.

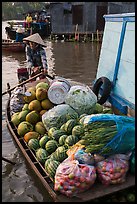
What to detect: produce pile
<box><xmin>54</xmin><ymin>156</ymin><xmax>97</xmax><ymax>197</ymax></box>
<box><xmin>10</xmin><ymin>81</ymin><xmax>135</xmax><ymax>199</ymax></box>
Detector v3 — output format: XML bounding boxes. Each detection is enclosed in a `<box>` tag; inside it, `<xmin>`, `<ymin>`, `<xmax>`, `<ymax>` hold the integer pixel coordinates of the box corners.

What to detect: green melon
<box><xmin>55</xmin><ymin>146</ymin><xmax>67</xmax><ymax>162</ymax></box>
<box><xmin>22</xmin><ymin>103</ymin><xmax>29</xmax><ymax>111</ymax></box>
<box><xmin>79</xmin><ymin>113</ymin><xmax>88</xmax><ymax>120</ymax></box>
<box><xmin>79</xmin><ymin>115</ymin><xmax>87</xmax><ymax>125</ymax></box>
<box><xmin>18</xmin><ymin>110</ymin><xmax>30</xmax><ymax>122</ymax></box>
<box><xmin>45</xmin><ymin>158</ymin><xmax>52</xmax><ymax>172</ymax></box>
<box><xmin>65</xmin><ymin>135</ymin><xmax>79</xmax><ymax>146</ymax></box>
<box><xmin>72</xmin><ymin>125</ymin><xmax>85</xmax><ymax>138</ymax></box>
<box><xmin>50</xmin><ymin>151</ymin><xmax>58</xmax><ymax>161</ymax></box>
<box><xmin>11</xmin><ymin>112</ymin><xmax>20</xmax><ymax>126</ymax></box>
<box><xmin>59</xmin><ymin>135</ymin><xmax>68</xmax><ymax>146</ymax></box>
<box><xmin>60</xmin><ymin>123</ymin><xmax>67</xmax><ymax>132</ymax></box>
<box><xmin>36</xmin><ymin>148</ymin><xmax>49</xmax><ymax>164</ymax></box>
<box><xmin>17</xmin><ymin>121</ymin><xmax>34</xmax><ymax>137</ymax></box>
<box><xmin>28</xmin><ymin>138</ymin><xmax>40</xmax><ymax>151</ymax></box>
<box><xmin>48</xmin><ymin>127</ymin><xmax>58</xmax><ymax>137</ymax></box>
<box><xmin>45</xmin><ymin>159</ymin><xmax>60</xmax><ymax>179</ymax></box>
<box><xmin>51</xmin><ymin>129</ymin><xmax>66</xmax><ymax>141</ymax></box>
<box><xmin>39</xmin><ymin>135</ymin><xmax>50</xmax><ymax>148</ymax></box>
<box><xmin>64</xmin><ymin>119</ymin><xmax>77</xmax><ymax>134</ymax></box>
<box><xmin>45</xmin><ymin>140</ymin><xmax>58</xmax><ymax>154</ymax></box>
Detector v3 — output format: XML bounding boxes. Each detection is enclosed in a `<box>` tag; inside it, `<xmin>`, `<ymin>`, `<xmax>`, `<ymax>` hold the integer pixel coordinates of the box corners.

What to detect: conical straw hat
<box><xmin>23</xmin><ymin>33</ymin><xmax>46</xmax><ymax>47</ymax></box>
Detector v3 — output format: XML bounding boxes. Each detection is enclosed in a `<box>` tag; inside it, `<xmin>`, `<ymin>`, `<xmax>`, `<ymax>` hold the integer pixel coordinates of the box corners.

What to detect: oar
<box><xmin>2</xmin><ymin>72</ymin><xmax>55</xmax><ymax>96</ymax></box>
<box><xmin>2</xmin><ymin>156</ymin><xmax>16</xmax><ymax>165</ymax></box>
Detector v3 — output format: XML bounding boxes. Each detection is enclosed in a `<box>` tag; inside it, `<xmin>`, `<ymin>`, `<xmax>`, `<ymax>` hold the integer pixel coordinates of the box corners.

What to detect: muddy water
<box><xmin>2</xmin><ymin>21</ymin><xmax>101</xmax><ymax>202</ymax></box>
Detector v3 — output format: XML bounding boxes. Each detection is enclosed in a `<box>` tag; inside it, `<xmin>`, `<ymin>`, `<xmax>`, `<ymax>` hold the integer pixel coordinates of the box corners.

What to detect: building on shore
<box><xmin>47</xmin><ymin>2</ymin><xmax>135</xmax><ymax>42</ymax></box>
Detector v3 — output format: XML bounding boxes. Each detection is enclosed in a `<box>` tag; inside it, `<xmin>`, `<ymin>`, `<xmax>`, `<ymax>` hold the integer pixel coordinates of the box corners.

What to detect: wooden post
<box><xmin>97</xmin><ymin>29</ymin><xmax>99</xmax><ymax>42</ymax></box>
<box><xmin>92</xmin><ymin>33</ymin><xmax>94</xmax><ymax>42</ymax></box>
<box><xmin>85</xmin><ymin>22</ymin><xmax>88</xmax><ymax>41</ymax></box>
<box><xmin>75</xmin><ymin>24</ymin><xmax>79</xmax><ymax>41</ymax></box>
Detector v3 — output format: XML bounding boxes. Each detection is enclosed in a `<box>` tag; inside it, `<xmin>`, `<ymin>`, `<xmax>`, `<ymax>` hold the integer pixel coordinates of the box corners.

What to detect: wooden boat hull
<box><xmin>2</xmin><ymin>40</ymin><xmax>25</xmax><ymax>52</ymax></box>
<box><xmin>5</xmin><ymin>79</ymin><xmax>135</xmax><ymax>202</ymax></box>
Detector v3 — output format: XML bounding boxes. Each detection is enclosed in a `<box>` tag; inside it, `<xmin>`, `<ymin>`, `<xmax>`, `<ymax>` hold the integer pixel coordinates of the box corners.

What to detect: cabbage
<box><xmin>42</xmin><ymin>104</ymin><xmax>78</xmax><ymax>131</ymax></box>
<box><xmin>65</xmin><ymin>85</ymin><xmax>97</xmax><ymax>116</ymax></box>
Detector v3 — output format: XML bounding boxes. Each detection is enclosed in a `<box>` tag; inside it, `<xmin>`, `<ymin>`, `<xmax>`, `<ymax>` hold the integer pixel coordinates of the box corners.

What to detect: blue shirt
<box><xmin>15</xmin><ymin>33</ymin><xmax>24</xmax><ymax>42</ymax></box>
<box><xmin>25</xmin><ymin>44</ymin><xmax>48</xmax><ymax>70</ymax></box>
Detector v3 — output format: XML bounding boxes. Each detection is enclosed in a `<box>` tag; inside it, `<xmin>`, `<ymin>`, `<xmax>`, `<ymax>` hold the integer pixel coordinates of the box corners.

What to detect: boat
<box><xmin>5</xmin><ymin>25</ymin><xmax>29</xmax><ymax>41</ymax></box>
<box><xmin>4</xmin><ymin>13</ymin><xmax>135</xmax><ymax>202</ymax></box>
<box><xmin>92</xmin><ymin>12</ymin><xmax>135</xmax><ymax>117</ymax></box>
<box><xmin>5</xmin><ymin>77</ymin><xmax>135</xmax><ymax>202</ymax></box>
<box><xmin>2</xmin><ymin>39</ymin><xmax>25</xmax><ymax>52</ymax></box>
<box><xmin>5</xmin><ymin>10</ymin><xmax>51</xmax><ymax>40</ymax></box>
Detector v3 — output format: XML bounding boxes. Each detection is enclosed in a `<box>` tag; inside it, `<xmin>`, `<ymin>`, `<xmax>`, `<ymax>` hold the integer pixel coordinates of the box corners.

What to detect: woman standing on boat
<box><xmin>25</xmin><ymin>13</ymin><xmax>33</xmax><ymax>30</ymax></box>
<box><xmin>23</xmin><ymin>33</ymin><xmax>48</xmax><ymax>79</ymax></box>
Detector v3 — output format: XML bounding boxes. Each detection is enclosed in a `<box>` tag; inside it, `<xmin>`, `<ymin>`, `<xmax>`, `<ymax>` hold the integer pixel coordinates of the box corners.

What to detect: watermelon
<box><xmin>64</xmin><ymin>119</ymin><xmax>77</xmax><ymax>134</ymax></box>
<box><xmin>39</xmin><ymin>135</ymin><xmax>49</xmax><ymax>148</ymax></box>
<box><xmin>79</xmin><ymin>115</ymin><xmax>87</xmax><ymax>125</ymax></box>
<box><xmin>60</xmin><ymin>123</ymin><xmax>67</xmax><ymax>132</ymax></box>
<box><xmin>45</xmin><ymin>158</ymin><xmax>52</xmax><ymax>172</ymax></box>
<box><xmin>36</xmin><ymin>148</ymin><xmax>49</xmax><ymax>164</ymax></box>
<box><xmin>48</xmin><ymin>127</ymin><xmax>58</xmax><ymax>138</ymax></box>
<box><xmin>28</xmin><ymin>138</ymin><xmax>40</xmax><ymax>151</ymax></box>
<box><xmin>55</xmin><ymin>146</ymin><xmax>67</xmax><ymax>162</ymax></box>
<box><xmin>51</xmin><ymin>129</ymin><xmax>66</xmax><ymax>141</ymax></box>
<box><xmin>45</xmin><ymin>159</ymin><xmax>60</xmax><ymax>179</ymax></box>
<box><xmin>50</xmin><ymin>151</ymin><xmax>58</xmax><ymax>161</ymax></box>
<box><xmin>72</xmin><ymin>125</ymin><xmax>85</xmax><ymax>138</ymax></box>
<box><xmin>79</xmin><ymin>113</ymin><xmax>88</xmax><ymax>120</ymax></box>
<box><xmin>65</xmin><ymin>135</ymin><xmax>79</xmax><ymax>146</ymax></box>
<box><xmin>59</xmin><ymin>135</ymin><xmax>68</xmax><ymax>146</ymax></box>
<box><xmin>45</xmin><ymin>140</ymin><xmax>58</xmax><ymax>154</ymax></box>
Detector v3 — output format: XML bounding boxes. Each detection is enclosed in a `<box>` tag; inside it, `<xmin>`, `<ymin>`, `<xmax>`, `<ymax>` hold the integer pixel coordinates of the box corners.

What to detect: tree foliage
<box><xmin>2</xmin><ymin>2</ymin><xmax>48</xmax><ymax>20</ymax></box>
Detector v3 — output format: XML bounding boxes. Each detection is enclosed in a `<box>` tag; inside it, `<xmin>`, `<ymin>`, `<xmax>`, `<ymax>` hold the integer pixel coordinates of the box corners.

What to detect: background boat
<box><xmin>2</xmin><ymin>39</ymin><xmax>25</xmax><ymax>52</ymax></box>
<box><xmin>5</xmin><ymin>10</ymin><xmax>51</xmax><ymax>40</ymax></box>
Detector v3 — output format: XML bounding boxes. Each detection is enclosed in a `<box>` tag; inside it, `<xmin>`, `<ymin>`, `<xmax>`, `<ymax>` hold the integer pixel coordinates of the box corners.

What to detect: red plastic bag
<box><xmin>54</xmin><ymin>155</ymin><xmax>96</xmax><ymax>197</ymax></box>
<box><xmin>96</xmin><ymin>154</ymin><xmax>129</xmax><ymax>185</ymax></box>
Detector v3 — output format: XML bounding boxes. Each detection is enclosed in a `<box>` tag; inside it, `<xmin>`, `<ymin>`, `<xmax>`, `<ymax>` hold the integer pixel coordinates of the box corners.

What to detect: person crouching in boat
<box><xmin>15</xmin><ymin>28</ymin><xmax>24</xmax><ymax>42</ymax></box>
<box><xmin>23</xmin><ymin>33</ymin><xmax>48</xmax><ymax>80</ymax></box>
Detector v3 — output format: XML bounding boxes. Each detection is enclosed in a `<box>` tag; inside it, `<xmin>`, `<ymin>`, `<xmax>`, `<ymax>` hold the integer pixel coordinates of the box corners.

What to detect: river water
<box><xmin>2</xmin><ymin>21</ymin><xmax>101</xmax><ymax>202</ymax></box>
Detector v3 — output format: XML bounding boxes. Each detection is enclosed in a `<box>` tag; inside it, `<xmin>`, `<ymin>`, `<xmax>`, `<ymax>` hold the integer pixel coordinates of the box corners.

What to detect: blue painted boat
<box><xmin>93</xmin><ymin>13</ymin><xmax>135</xmax><ymax>117</ymax></box>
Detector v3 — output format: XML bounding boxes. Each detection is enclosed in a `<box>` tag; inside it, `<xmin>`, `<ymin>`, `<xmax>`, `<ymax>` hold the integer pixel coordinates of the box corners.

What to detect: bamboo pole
<box><xmin>2</xmin><ymin>157</ymin><xmax>16</xmax><ymax>165</ymax></box>
<box><xmin>2</xmin><ymin>72</ymin><xmax>54</xmax><ymax>96</ymax></box>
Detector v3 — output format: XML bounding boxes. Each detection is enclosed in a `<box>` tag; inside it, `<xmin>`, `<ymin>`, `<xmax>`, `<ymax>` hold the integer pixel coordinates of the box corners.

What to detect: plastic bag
<box><xmin>66</xmin><ymin>142</ymin><xmax>85</xmax><ymax>157</ymax></box>
<box><xmin>96</xmin><ymin>154</ymin><xmax>129</xmax><ymax>185</ymax></box>
<box><xmin>83</xmin><ymin>114</ymin><xmax>135</xmax><ymax>156</ymax></box>
<box><xmin>74</xmin><ymin>149</ymin><xmax>95</xmax><ymax>165</ymax></box>
<box><xmin>42</xmin><ymin>104</ymin><xmax>78</xmax><ymax>131</ymax></box>
<box><xmin>65</xmin><ymin>85</ymin><xmax>97</xmax><ymax>116</ymax></box>
<box><xmin>54</xmin><ymin>156</ymin><xmax>96</xmax><ymax>197</ymax></box>
<box><xmin>10</xmin><ymin>87</ymin><xmax>25</xmax><ymax>115</ymax></box>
